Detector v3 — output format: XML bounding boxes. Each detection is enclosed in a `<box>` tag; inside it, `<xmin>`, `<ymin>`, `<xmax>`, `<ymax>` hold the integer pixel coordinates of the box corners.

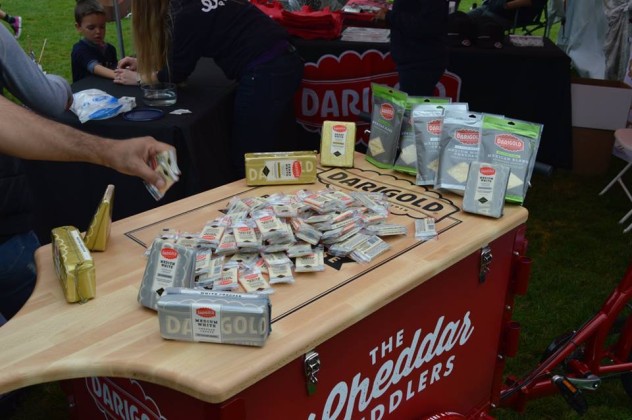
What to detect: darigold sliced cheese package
<box><xmin>157</xmin><ymin>288</ymin><xmax>271</xmax><ymax>347</ymax></box>
<box><xmin>52</xmin><ymin>226</ymin><xmax>96</xmax><ymax>303</ymax></box>
<box><xmin>84</xmin><ymin>184</ymin><xmax>114</xmax><ymax>251</ymax></box>
<box><xmin>463</xmin><ymin>162</ymin><xmax>510</xmax><ymax>218</ymax></box>
<box><xmin>320</xmin><ymin>121</ymin><xmax>355</xmax><ymax>167</ymax></box>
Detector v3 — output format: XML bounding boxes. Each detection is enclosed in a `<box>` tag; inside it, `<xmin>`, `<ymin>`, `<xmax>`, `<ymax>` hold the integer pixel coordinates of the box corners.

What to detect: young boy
<box><xmin>71</xmin><ymin>0</ymin><xmax>138</xmax><ymax>85</ymax></box>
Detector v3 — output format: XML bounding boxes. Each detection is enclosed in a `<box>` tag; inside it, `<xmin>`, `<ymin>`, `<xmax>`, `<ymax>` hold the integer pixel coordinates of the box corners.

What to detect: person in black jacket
<box><xmin>374</xmin><ymin>0</ymin><xmax>449</xmax><ymax>96</ymax></box>
<box><xmin>119</xmin><ymin>0</ymin><xmax>305</xmax><ymax>179</ymax></box>
<box><xmin>468</xmin><ymin>0</ymin><xmax>542</xmax><ymax>29</ymax></box>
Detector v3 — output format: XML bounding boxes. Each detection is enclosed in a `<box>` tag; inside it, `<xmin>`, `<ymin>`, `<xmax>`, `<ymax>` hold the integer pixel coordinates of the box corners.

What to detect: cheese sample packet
<box><xmin>394</xmin><ymin>96</ymin><xmax>451</xmax><ymax>175</ymax></box>
<box><xmin>477</xmin><ymin>115</ymin><xmax>543</xmax><ymax>204</ymax></box>
<box><xmin>145</xmin><ymin>149</ymin><xmax>181</xmax><ymax>201</ymax></box>
<box><xmin>463</xmin><ymin>162</ymin><xmax>510</xmax><ymax>218</ymax></box>
<box><xmin>365</xmin><ymin>83</ymin><xmax>408</xmax><ymax>169</ymax></box>
<box><xmin>435</xmin><ymin>111</ymin><xmax>483</xmax><ymax>191</ymax></box>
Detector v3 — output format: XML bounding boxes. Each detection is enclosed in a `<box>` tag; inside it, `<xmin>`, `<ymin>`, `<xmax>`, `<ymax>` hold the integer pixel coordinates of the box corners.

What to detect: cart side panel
<box><xmin>62</xmin><ymin>225</ymin><xmax>522</xmax><ymax>419</ymax></box>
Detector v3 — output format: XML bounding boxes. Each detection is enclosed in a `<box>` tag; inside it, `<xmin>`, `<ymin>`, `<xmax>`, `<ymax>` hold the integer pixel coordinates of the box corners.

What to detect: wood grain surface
<box><xmin>0</xmin><ymin>154</ymin><xmax>527</xmax><ymax>403</ymax></box>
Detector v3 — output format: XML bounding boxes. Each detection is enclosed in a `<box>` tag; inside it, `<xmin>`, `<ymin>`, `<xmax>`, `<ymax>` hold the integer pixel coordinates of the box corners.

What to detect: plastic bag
<box><xmin>70</xmin><ymin>89</ymin><xmax>136</xmax><ymax>123</ymax></box>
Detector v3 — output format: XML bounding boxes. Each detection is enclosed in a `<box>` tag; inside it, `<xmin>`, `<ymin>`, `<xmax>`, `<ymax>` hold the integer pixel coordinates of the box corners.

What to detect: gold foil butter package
<box><xmin>157</xmin><ymin>288</ymin><xmax>271</xmax><ymax>347</ymax></box>
<box><xmin>84</xmin><ymin>184</ymin><xmax>114</xmax><ymax>251</ymax></box>
<box><xmin>138</xmin><ymin>238</ymin><xmax>197</xmax><ymax>310</ymax></box>
<box><xmin>51</xmin><ymin>226</ymin><xmax>96</xmax><ymax>303</ymax></box>
<box><xmin>320</xmin><ymin>121</ymin><xmax>356</xmax><ymax>168</ymax></box>
<box><xmin>245</xmin><ymin>151</ymin><xmax>318</xmax><ymax>186</ymax></box>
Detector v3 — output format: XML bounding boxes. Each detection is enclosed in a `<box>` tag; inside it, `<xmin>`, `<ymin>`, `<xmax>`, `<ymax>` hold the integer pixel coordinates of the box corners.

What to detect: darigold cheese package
<box><xmin>138</xmin><ymin>239</ymin><xmax>196</xmax><ymax>310</ymax></box>
<box><xmin>245</xmin><ymin>151</ymin><xmax>317</xmax><ymax>186</ymax></box>
<box><xmin>463</xmin><ymin>162</ymin><xmax>510</xmax><ymax>218</ymax></box>
<box><xmin>52</xmin><ymin>226</ymin><xmax>96</xmax><ymax>303</ymax></box>
<box><xmin>84</xmin><ymin>184</ymin><xmax>114</xmax><ymax>251</ymax></box>
<box><xmin>157</xmin><ymin>288</ymin><xmax>271</xmax><ymax>346</ymax></box>
<box><xmin>320</xmin><ymin>121</ymin><xmax>355</xmax><ymax>167</ymax></box>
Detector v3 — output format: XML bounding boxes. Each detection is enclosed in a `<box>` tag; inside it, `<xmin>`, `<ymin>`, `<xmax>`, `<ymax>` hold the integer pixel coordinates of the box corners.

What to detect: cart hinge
<box><xmin>480</xmin><ymin>245</ymin><xmax>493</xmax><ymax>283</ymax></box>
<box><xmin>304</xmin><ymin>350</ymin><xmax>321</xmax><ymax>396</ymax></box>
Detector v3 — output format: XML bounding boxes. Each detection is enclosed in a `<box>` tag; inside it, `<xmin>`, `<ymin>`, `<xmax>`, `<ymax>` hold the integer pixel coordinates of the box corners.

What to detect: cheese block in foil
<box><xmin>52</xmin><ymin>225</ymin><xmax>96</xmax><ymax>303</ymax></box>
<box><xmin>84</xmin><ymin>184</ymin><xmax>114</xmax><ymax>251</ymax></box>
<box><xmin>320</xmin><ymin>121</ymin><xmax>356</xmax><ymax>168</ymax></box>
<box><xmin>157</xmin><ymin>288</ymin><xmax>271</xmax><ymax>346</ymax></box>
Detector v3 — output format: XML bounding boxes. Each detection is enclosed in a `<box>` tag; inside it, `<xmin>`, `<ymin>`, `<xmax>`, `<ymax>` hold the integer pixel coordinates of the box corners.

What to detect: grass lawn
<box><xmin>2</xmin><ymin>0</ymin><xmax>632</xmax><ymax>419</ymax></box>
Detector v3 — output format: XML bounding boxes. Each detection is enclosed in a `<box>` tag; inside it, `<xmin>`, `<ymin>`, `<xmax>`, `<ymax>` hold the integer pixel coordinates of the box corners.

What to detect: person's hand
<box><xmin>117</xmin><ymin>56</ymin><xmax>138</xmax><ymax>70</ymax></box>
<box><xmin>102</xmin><ymin>137</ymin><xmax>174</xmax><ymax>189</ymax></box>
<box><xmin>113</xmin><ymin>68</ymin><xmax>139</xmax><ymax>85</ymax></box>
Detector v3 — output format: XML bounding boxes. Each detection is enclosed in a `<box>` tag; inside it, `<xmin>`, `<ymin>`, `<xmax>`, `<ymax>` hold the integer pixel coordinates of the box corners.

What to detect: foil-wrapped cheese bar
<box><xmin>52</xmin><ymin>225</ymin><xmax>96</xmax><ymax>303</ymax></box>
<box><xmin>245</xmin><ymin>151</ymin><xmax>317</xmax><ymax>186</ymax></box>
<box><xmin>320</xmin><ymin>121</ymin><xmax>356</xmax><ymax>168</ymax></box>
<box><xmin>463</xmin><ymin>162</ymin><xmax>510</xmax><ymax>219</ymax></box>
<box><xmin>157</xmin><ymin>288</ymin><xmax>271</xmax><ymax>346</ymax></box>
<box><xmin>83</xmin><ymin>184</ymin><xmax>114</xmax><ymax>251</ymax></box>
<box><xmin>138</xmin><ymin>239</ymin><xmax>196</xmax><ymax>310</ymax></box>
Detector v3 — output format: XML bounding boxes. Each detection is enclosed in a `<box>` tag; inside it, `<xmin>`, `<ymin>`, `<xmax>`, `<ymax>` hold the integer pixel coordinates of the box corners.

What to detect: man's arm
<box><xmin>0</xmin><ymin>95</ymin><xmax>168</xmax><ymax>189</ymax></box>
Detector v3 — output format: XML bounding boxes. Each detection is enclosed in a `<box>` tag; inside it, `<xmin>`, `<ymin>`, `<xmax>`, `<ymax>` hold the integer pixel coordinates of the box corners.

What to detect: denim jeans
<box><xmin>231</xmin><ymin>49</ymin><xmax>304</xmax><ymax>177</ymax></box>
<box><xmin>0</xmin><ymin>230</ymin><xmax>39</xmax><ymax>324</ymax></box>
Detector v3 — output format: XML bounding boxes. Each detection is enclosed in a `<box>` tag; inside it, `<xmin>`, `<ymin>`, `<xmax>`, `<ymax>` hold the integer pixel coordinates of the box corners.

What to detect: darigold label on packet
<box><xmin>394</xmin><ymin>96</ymin><xmax>451</xmax><ymax>175</ymax></box>
<box><xmin>320</xmin><ymin>120</ymin><xmax>356</xmax><ymax>167</ymax></box>
<box><xmin>477</xmin><ymin>115</ymin><xmax>543</xmax><ymax>204</ymax></box>
<box><xmin>463</xmin><ymin>162</ymin><xmax>510</xmax><ymax>218</ymax></box>
<box><xmin>138</xmin><ymin>239</ymin><xmax>197</xmax><ymax>310</ymax></box>
<box><xmin>145</xmin><ymin>149</ymin><xmax>181</xmax><ymax>201</ymax></box>
<box><xmin>245</xmin><ymin>151</ymin><xmax>317</xmax><ymax>186</ymax></box>
<box><xmin>435</xmin><ymin>111</ymin><xmax>483</xmax><ymax>191</ymax></box>
<box><xmin>52</xmin><ymin>225</ymin><xmax>96</xmax><ymax>303</ymax></box>
<box><xmin>365</xmin><ymin>83</ymin><xmax>408</xmax><ymax>169</ymax></box>
<box><xmin>157</xmin><ymin>291</ymin><xmax>271</xmax><ymax>347</ymax></box>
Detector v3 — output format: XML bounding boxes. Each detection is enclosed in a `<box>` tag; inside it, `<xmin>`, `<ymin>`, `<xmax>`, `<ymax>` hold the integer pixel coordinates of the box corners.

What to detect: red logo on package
<box><xmin>480</xmin><ymin>166</ymin><xmax>496</xmax><ymax>176</ymax></box>
<box><xmin>161</xmin><ymin>248</ymin><xmax>178</xmax><ymax>259</ymax></box>
<box><xmin>380</xmin><ymin>103</ymin><xmax>395</xmax><ymax>120</ymax></box>
<box><xmin>455</xmin><ymin>129</ymin><xmax>479</xmax><ymax>145</ymax></box>
<box><xmin>427</xmin><ymin>119</ymin><xmax>442</xmax><ymax>135</ymax></box>
<box><xmin>292</xmin><ymin>161</ymin><xmax>302</xmax><ymax>177</ymax></box>
<box><xmin>196</xmin><ymin>307</ymin><xmax>217</xmax><ymax>318</ymax></box>
<box><xmin>333</xmin><ymin>125</ymin><xmax>347</xmax><ymax>133</ymax></box>
<box><xmin>495</xmin><ymin>134</ymin><xmax>524</xmax><ymax>152</ymax></box>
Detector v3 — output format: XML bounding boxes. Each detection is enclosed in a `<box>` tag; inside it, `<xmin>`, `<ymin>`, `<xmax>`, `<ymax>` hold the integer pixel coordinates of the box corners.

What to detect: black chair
<box><xmin>511</xmin><ymin>0</ymin><xmax>549</xmax><ymax>37</ymax></box>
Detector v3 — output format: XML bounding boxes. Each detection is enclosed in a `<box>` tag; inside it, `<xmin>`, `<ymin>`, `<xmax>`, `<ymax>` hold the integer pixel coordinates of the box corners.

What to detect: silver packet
<box><xmin>157</xmin><ymin>289</ymin><xmax>271</xmax><ymax>347</ymax></box>
<box><xmin>138</xmin><ymin>239</ymin><xmax>197</xmax><ymax>310</ymax></box>
<box><xmin>463</xmin><ymin>162</ymin><xmax>510</xmax><ymax>218</ymax></box>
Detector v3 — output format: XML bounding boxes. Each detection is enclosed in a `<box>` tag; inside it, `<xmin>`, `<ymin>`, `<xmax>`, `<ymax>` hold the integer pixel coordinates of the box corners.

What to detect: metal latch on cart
<box><xmin>304</xmin><ymin>350</ymin><xmax>320</xmax><ymax>396</ymax></box>
<box><xmin>480</xmin><ymin>245</ymin><xmax>493</xmax><ymax>282</ymax></box>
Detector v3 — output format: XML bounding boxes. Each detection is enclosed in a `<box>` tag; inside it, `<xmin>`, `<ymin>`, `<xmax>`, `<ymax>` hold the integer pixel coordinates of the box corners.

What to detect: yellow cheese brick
<box><xmin>245</xmin><ymin>151</ymin><xmax>317</xmax><ymax>186</ymax></box>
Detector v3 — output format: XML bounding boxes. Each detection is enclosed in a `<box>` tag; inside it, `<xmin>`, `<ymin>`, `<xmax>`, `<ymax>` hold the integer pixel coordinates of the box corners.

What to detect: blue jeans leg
<box><xmin>0</xmin><ymin>230</ymin><xmax>39</xmax><ymax>323</ymax></box>
<box><xmin>232</xmin><ymin>51</ymin><xmax>304</xmax><ymax>177</ymax></box>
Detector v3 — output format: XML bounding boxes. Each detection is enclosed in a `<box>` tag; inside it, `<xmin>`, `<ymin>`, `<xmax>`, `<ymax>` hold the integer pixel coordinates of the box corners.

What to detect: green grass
<box><xmin>4</xmin><ymin>0</ymin><xmax>632</xmax><ymax>419</ymax></box>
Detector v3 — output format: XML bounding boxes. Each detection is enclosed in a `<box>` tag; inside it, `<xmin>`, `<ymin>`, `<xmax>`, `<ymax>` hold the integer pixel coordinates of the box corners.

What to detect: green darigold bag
<box><xmin>393</xmin><ymin>96</ymin><xmax>452</xmax><ymax>176</ymax></box>
<box><xmin>478</xmin><ymin>115</ymin><xmax>543</xmax><ymax>204</ymax></box>
<box><xmin>365</xmin><ymin>84</ymin><xmax>407</xmax><ymax>169</ymax></box>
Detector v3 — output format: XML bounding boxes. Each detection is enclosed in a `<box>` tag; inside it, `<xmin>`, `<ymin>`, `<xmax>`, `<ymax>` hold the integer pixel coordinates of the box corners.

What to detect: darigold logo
<box><xmin>333</xmin><ymin>125</ymin><xmax>347</xmax><ymax>133</ymax></box>
<box><xmin>427</xmin><ymin>119</ymin><xmax>442</xmax><ymax>135</ymax></box>
<box><xmin>380</xmin><ymin>103</ymin><xmax>395</xmax><ymax>120</ymax></box>
<box><xmin>196</xmin><ymin>307</ymin><xmax>216</xmax><ymax>318</ymax></box>
<box><xmin>161</xmin><ymin>248</ymin><xmax>178</xmax><ymax>259</ymax></box>
<box><xmin>495</xmin><ymin>134</ymin><xmax>524</xmax><ymax>152</ymax></box>
<box><xmin>480</xmin><ymin>166</ymin><xmax>496</xmax><ymax>176</ymax></box>
<box><xmin>455</xmin><ymin>129</ymin><xmax>479</xmax><ymax>145</ymax></box>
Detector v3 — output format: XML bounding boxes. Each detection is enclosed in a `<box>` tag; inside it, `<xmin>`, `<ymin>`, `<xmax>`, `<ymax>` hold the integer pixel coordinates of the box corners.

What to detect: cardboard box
<box><xmin>571</xmin><ymin>78</ymin><xmax>632</xmax><ymax>130</ymax></box>
<box><xmin>572</xmin><ymin>127</ymin><xmax>614</xmax><ymax>175</ymax></box>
